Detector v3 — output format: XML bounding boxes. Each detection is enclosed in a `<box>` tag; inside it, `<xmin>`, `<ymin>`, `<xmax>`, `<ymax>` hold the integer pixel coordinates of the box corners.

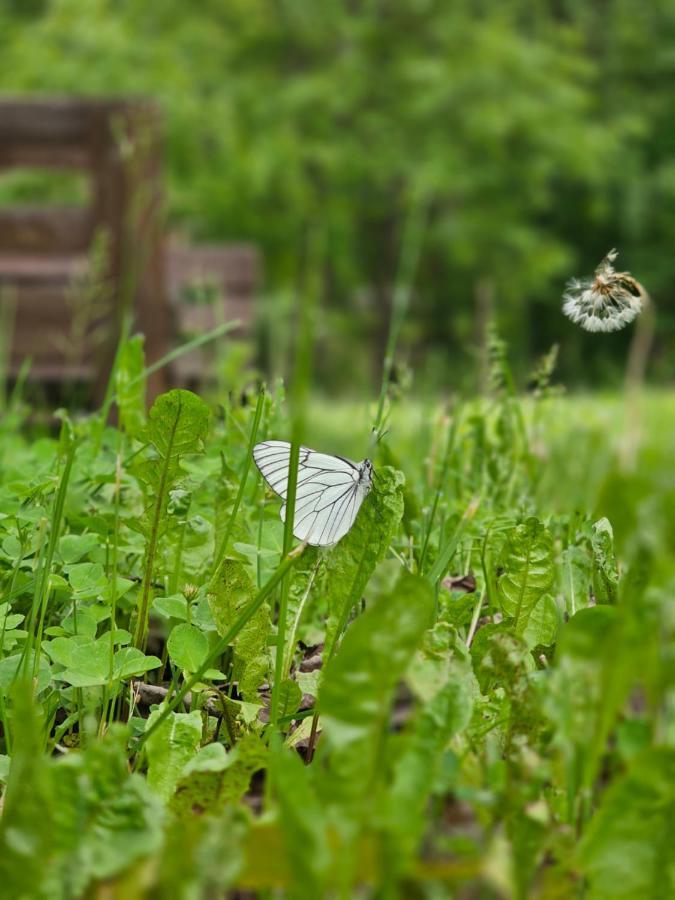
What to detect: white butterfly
<box><xmin>253</xmin><ymin>440</ymin><xmax>373</xmax><ymax>547</ymax></box>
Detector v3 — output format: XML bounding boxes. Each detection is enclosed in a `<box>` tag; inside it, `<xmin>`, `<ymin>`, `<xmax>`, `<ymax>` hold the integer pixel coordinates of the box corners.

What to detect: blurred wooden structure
<box><xmin>167</xmin><ymin>239</ymin><xmax>259</xmax><ymax>384</ymax></box>
<box><xmin>0</xmin><ymin>97</ymin><xmax>259</xmax><ymax>403</ymax></box>
<box><xmin>0</xmin><ymin>97</ymin><xmax>168</xmax><ymax>400</ymax></box>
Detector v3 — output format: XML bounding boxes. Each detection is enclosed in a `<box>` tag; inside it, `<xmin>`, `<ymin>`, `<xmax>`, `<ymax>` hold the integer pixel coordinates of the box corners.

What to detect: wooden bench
<box><xmin>0</xmin><ymin>97</ymin><xmax>260</xmax><ymax>404</ymax></box>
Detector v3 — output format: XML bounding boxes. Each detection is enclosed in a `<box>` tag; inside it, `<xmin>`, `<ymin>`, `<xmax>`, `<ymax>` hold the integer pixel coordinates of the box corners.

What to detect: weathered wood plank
<box><xmin>0</xmin><ymin>208</ymin><xmax>93</xmax><ymax>254</ymax></box>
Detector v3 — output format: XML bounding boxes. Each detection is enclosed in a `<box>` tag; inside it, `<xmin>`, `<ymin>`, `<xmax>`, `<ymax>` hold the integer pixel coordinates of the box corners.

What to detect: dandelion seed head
<box><xmin>562</xmin><ymin>249</ymin><xmax>644</xmax><ymax>333</ymax></box>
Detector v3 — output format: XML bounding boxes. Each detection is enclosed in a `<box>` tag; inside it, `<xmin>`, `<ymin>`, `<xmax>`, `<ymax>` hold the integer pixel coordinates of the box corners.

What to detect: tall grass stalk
<box><xmin>211</xmin><ymin>386</ymin><xmax>266</xmax><ymax>575</ymax></box>
<box><xmin>419</xmin><ymin>411</ymin><xmax>459</xmax><ymax>574</ymax></box>
<box><xmin>101</xmin><ymin>445</ymin><xmax>123</xmax><ymax>734</ymax></box>
<box><xmin>269</xmin><ymin>231</ymin><xmax>318</xmax><ymax>728</ymax></box>
<box><xmin>371</xmin><ymin>194</ymin><xmax>427</xmax><ymax>442</ymax></box>
<box><xmin>27</xmin><ymin>436</ymin><xmax>78</xmax><ymax>682</ymax></box>
<box><xmin>425</xmin><ymin>496</ymin><xmax>481</xmax><ymax>586</ymax></box>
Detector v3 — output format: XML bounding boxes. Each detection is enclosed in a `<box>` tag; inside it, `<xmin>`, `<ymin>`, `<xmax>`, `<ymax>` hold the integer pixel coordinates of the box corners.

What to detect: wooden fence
<box><xmin>0</xmin><ymin>97</ymin><xmax>258</xmax><ymax>403</ymax></box>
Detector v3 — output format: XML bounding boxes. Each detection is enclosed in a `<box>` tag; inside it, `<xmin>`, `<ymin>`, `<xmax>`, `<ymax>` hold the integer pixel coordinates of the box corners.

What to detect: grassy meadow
<box><xmin>0</xmin><ymin>333</ymin><xmax>673</xmax><ymax>897</ymax></box>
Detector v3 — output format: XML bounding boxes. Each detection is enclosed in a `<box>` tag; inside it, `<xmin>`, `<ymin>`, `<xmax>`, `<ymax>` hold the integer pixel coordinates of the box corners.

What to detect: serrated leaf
<box><xmin>322</xmin><ymin>466</ymin><xmax>405</xmax><ymax>655</ymax></box>
<box><xmin>591</xmin><ymin>517</ymin><xmax>619</xmax><ymax>604</ymax></box>
<box><xmin>209</xmin><ymin>557</ymin><xmax>271</xmax><ymax>700</ymax></box>
<box><xmin>497</xmin><ymin>517</ymin><xmax>555</xmax><ymax>635</ymax></box>
<box><xmin>522</xmin><ymin>593</ymin><xmax>559</xmax><ymax>648</ymax></box>
<box><xmin>276</xmin><ymin>679</ymin><xmax>302</xmax><ymax>719</ymax></box>
<box><xmin>171</xmin><ymin>732</ymin><xmax>268</xmax><ymax>817</ymax></box>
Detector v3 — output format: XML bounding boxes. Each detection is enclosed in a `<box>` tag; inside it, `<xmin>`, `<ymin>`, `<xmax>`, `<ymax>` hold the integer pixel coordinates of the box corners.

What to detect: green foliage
<box><xmin>146</xmin><ymin>708</ymin><xmax>203</xmax><ymax>801</ymax></box>
<box><xmin>0</xmin><ymin>685</ymin><xmax>163</xmax><ymax>897</ymax></box>
<box><xmin>6</xmin><ymin>2</ymin><xmax>675</xmax><ymax>384</ymax></box>
<box><xmin>171</xmin><ymin>732</ymin><xmax>268</xmax><ymax>817</ymax></box>
<box><xmin>497</xmin><ymin>517</ymin><xmax>555</xmax><ymax>635</ymax></box>
<box><xmin>209</xmin><ymin>557</ymin><xmax>271</xmax><ymax>700</ymax></box>
<box><xmin>319</xmin><ymin>572</ymin><xmax>434</xmax><ymax>807</ymax></box>
<box><xmin>132</xmin><ymin>389</ymin><xmax>210</xmax><ymax>647</ymax></box>
<box><xmin>321</xmin><ymin>465</ymin><xmax>405</xmax><ymax>654</ymax></box>
<box><xmin>114</xmin><ymin>334</ymin><xmax>146</xmax><ymax>438</ymax></box>
<box><xmin>381</xmin><ymin>627</ymin><xmax>476</xmax><ymax>879</ymax></box>
<box><xmin>0</xmin><ymin>382</ymin><xmax>673</xmax><ymax>894</ymax></box>
<box><xmin>45</xmin><ymin>635</ymin><xmax>160</xmax><ymax>687</ymax></box>
<box><xmin>578</xmin><ymin>749</ymin><xmax>675</xmax><ymax>899</ymax></box>
<box><xmin>591</xmin><ymin>517</ymin><xmax>620</xmax><ymax>605</ymax></box>
<box><xmin>167</xmin><ymin>623</ymin><xmax>208</xmax><ymax>673</ymax></box>
<box><xmin>270</xmin><ymin>737</ymin><xmax>330</xmax><ymax>898</ymax></box>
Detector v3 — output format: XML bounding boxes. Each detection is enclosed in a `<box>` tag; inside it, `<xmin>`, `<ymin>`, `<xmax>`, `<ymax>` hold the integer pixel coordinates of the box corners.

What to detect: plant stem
<box><xmin>466</xmin><ymin>589</ymin><xmax>485</xmax><ymax>648</ymax></box>
<box><xmin>269</xmin><ymin>228</ymin><xmax>319</xmax><ymax>728</ymax></box>
<box><xmin>133</xmin><ymin>399</ymin><xmax>183</xmax><ymax>651</ymax></box>
<box><xmin>212</xmin><ymin>386</ymin><xmax>265</xmax><ymax>575</ymax></box>
<box><xmin>425</xmin><ymin>496</ymin><xmax>481</xmax><ymax>586</ymax></box>
<box><xmin>371</xmin><ymin>193</ymin><xmax>427</xmax><ymax>443</ymax></box>
<box><xmin>419</xmin><ymin>411</ymin><xmax>459</xmax><ymax>574</ymax></box>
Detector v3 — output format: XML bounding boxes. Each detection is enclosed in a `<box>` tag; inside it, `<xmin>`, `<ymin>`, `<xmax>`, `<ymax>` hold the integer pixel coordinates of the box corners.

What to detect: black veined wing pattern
<box><xmin>253</xmin><ymin>440</ymin><xmax>373</xmax><ymax>547</ymax></box>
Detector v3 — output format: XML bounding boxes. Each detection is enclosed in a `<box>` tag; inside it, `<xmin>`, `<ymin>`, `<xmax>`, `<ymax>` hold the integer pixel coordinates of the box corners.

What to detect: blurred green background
<box><xmin>1</xmin><ymin>0</ymin><xmax>674</xmax><ymax>392</ymax></box>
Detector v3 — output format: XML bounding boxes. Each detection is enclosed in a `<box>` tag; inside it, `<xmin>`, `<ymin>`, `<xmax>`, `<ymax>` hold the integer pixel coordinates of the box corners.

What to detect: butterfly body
<box><xmin>253</xmin><ymin>441</ymin><xmax>372</xmax><ymax>547</ymax></box>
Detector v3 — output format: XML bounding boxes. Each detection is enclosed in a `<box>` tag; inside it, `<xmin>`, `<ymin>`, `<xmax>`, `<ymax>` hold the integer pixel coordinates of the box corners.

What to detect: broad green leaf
<box><xmin>522</xmin><ymin>592</ymin><xmax>559</xmax><ymax>648</ymax></box>
<box><xmin>0</xmin><ymin>653</ymin><xmax>52</xmax><ymax>694</ymax></box>
<box><xmin>322</xmin><ymin>466</ymin><xmax>405</xmax><ymax>655</ymax></box>
<box><xmin>544</xmin><ymin>606</ymin><xmax>633</xmax><ymax>803</ymax></box>
<box><xmin>167</xmin><ymin>622</ymin><xmax>209</xmax><ymax>672</ymax></box>
<box><xmin>49</xmin><ymin>727</ymin><xmax>164</xmax><ymax>893</ymax></box>
<box><xmin>44</xmin><ymin>636</ymin><xmax>160</xmax><ymax>686</ymax></box>
<box><xmin>152</xmin><ymin>594</ymin><xmax>189</xmax><ymax>620</ymax></box>
<box><xmin>113</xmin><ymin>646</ymin><xmax>162</xmax><ymax>680</ymax></box>
<box><xmin>171</xmin><ymin>732</ymin><xmax>268</xmax><ymax>817</ymax></box>
<box><xmin>0</xmin><ymin>681</ymin><xmax>54</xmax><ymax>895</ymax></box>
<box><xmin>146</xmin><ymin>708</ymin><xmax>203</xmax><ymax>801</ymax></box>
<box><xmin>58</xmin><ymin>533</ymin><xmax>99</xmax><ymax>564</ymax></box>
<box><xmin>591</xmin><ymin>517</ymin><xmax>619</xmax><ymax>604</ymax></box>
<box><xmin>497</xmin><ymin>517</ymin><xmax>555</xmax><ymax>635</ymax></box>
<box><xmin>382</xmin><ymin>641</ymin><xmax>475</xmax><ymax>876</ymax></box>
<box><xmin>578</xmin><ymin>748</ymin><xmax>675</xmax><ymax>899</ymax></box>
<box><xmin>64</xmin><ymin>562</ymin><xmax>108</xmax><ymax>600</ymax></box>
<box><xmin>44</xmin><ymin>635</ymin><xmax>109</xmax><ymax>686</ymax></box>
<box><xmin>270</xmin><ymin>738</ymin><xmax>330</xmax><ymax>898</ymax></box>
<box><xmin>319</xmin><ymin>571</ymin><xmax>434</xmax><ymax>804</ymax></box>
<box><xmin>276</xmin><ymin>678</ymin><xmax>302</xmax><ymax>720</ymax></box>
<box><xmin>182</xmin><ymin>742</ymin><xmax>229</xmax><ymax>776</ymax></box>
<box><xmin>209</xmin><ymin>557</ymin><xmax>271</xmax><ymax>700</ymax></box>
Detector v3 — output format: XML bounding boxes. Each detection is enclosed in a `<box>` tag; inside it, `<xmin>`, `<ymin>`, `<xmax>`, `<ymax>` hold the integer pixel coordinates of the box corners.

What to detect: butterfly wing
<box><xmin>253</xmin><ymin>440</ymin><xmax>368</xmax><ymax>547</ymax></box>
